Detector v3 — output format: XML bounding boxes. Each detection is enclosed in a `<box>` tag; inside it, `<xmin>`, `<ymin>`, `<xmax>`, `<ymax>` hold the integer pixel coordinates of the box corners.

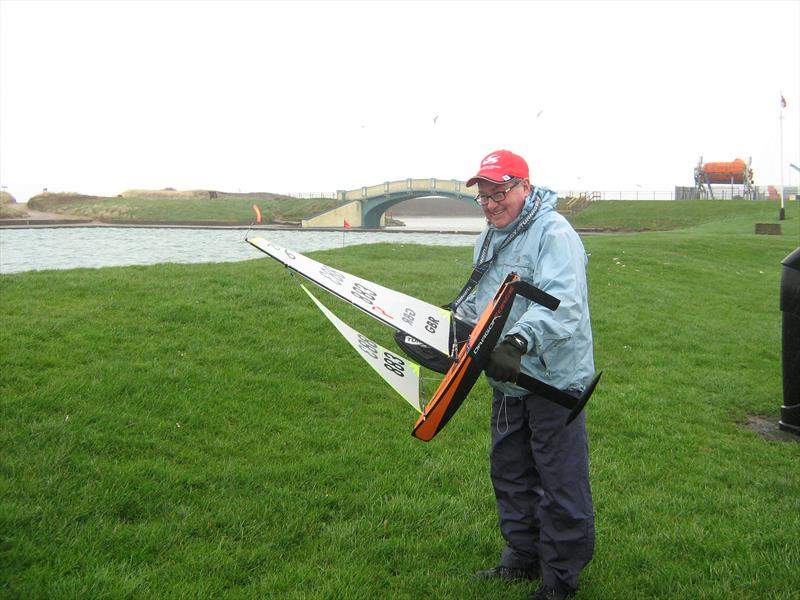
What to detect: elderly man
<box><xmin>455</xmin><ymin>150</ymin><xmax>596</xmax><ymax>600</ymax></box>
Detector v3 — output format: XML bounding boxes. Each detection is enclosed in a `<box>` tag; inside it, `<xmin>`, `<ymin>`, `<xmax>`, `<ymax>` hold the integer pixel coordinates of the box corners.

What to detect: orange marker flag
<box><xmin>343</xmin><ymin>219</ymin><xmax>352</xmax><ymax>229</ymax></box>
<box><xmin>252</xmin><ymin>204</ymin><xmax>262</xmax><ymax>224</ymax></box>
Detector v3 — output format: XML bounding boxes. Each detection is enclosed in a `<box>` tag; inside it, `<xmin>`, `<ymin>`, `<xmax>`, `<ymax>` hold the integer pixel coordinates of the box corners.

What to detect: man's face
<box><xmin>477</xmin><ymin>178</ymin><xmax>531</xmax><ymax>229</ymax></box>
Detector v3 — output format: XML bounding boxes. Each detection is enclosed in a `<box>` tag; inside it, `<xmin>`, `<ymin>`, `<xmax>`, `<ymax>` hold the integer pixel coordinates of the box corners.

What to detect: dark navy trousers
<box><xmin>490</xmin><ymin>389</ymin><xmax>595</xmax><ymax>592</ymax></box>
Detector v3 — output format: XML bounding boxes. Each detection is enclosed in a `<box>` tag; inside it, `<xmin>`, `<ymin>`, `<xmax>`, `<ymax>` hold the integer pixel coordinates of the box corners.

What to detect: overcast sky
<box><xmin>1</xmin><ymin>0</ymin><xmax>798</xmax><ymax>202</ymax></box>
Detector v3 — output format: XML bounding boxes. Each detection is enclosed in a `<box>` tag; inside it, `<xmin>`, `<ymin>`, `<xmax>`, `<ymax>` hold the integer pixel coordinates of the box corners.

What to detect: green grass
<box><xmin>27</xmin><ymin>192</ymin><xmax>346</xmax><ymax>224</ymax></box>
<box><xmin>1</xmin><ymin>205</ymin><xmax>799</xmax><ymax>599</ymax></box>
<box><xmin>570</xmin><ymin>199</ymin><xmax>800</xmax><ymax>236</ymax></box>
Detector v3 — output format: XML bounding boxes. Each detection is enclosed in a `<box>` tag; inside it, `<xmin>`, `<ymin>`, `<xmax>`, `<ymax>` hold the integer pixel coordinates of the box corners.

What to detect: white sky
<box><xmin>1</xmin><ymin>0</ymin><xmax>798</xmax><ymax>202</ymax></box>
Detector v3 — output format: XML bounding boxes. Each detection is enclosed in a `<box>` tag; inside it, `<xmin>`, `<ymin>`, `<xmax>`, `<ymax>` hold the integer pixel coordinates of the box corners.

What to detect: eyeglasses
<box><xmin>474</xmin><ymin>179</ymin><xmax>523</xmax><ymax>206</ymax></box>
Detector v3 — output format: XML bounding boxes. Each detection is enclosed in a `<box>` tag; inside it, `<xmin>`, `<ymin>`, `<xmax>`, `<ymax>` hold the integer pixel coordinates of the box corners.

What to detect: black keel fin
<box><xmin>509</xmin><ymin>280</ymin><xmax>561</xmax><ymax>311</ymax></box>
<box><xmin>515</xmin><ymin>370</ymin><xmax>602</xmax><ymax>425</ymax></box>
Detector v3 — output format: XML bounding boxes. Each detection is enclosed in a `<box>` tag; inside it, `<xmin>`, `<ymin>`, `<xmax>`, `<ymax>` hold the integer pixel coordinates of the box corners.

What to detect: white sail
<box><xmin>301</xmin><ymin>284</ymin><xmax>422</xmax><ymax>413</ymax></box>
<box><xmin>247</xmin><ymin>237</ymin><xmax>452</xmax><ymax>356</ymax></box>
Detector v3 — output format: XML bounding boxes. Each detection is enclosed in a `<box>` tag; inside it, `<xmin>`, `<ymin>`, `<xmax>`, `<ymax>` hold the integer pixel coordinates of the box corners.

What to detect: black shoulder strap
<box><xmin>448</xmin><ymin>188</ymin><xmax>544</xmax><ymax>311</ymax></box>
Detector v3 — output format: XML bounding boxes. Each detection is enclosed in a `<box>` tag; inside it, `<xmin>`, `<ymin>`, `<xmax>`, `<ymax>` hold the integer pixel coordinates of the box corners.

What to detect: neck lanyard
<box><xmin>448</xmin><ymin>188</ymin><xmax>543</xmax><ymax>311</ymax></box>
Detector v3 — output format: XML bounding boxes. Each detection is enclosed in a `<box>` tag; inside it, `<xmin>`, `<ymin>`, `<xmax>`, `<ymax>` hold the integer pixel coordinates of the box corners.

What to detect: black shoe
<box><xmin>528</xmin><ymin>583</ymin><xmax>577</xmax><ymax>600</ymax></box>
<box><xmin>475</xmin><ymin>565</ymin><xmax>538</xmax><ymax>582</ymax></box>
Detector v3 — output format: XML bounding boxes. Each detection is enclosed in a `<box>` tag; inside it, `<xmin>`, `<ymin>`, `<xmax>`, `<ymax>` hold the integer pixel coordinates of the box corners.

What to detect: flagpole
<box><xmin>780</xmin><ymin>92</ymin><xmax>785</xmax><ymax>220</ymax></box>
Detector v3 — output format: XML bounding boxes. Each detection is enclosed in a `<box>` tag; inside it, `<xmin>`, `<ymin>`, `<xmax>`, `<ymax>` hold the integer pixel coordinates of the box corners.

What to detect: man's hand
<box><xmin>485</xmin><ymin>339</ymin><xmax>525</xmax><ymax>383</ymax></box>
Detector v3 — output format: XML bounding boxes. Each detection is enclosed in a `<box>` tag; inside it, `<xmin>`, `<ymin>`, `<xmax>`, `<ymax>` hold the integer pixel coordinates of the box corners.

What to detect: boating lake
<box><xmin>0</xmin><ymin>217</ymin><xmax>486</xmax><ymax>274</ymax></box>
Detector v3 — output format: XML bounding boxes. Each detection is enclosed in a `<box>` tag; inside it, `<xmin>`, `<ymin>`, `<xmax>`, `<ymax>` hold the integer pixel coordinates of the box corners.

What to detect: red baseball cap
<box><xmin>466</xmin><ymin>150</ymin><xmax>529</xmax><ymax>187</ymax></box>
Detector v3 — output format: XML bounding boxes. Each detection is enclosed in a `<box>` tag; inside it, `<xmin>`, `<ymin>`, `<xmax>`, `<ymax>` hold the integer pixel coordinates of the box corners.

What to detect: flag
<box><xmin>252</xmin><ymin>204</ymin><xmax>262</xmax><ymax>224</ymax></box>
<box><xmin>781</xmin><ymin>94</ymin><xmax>787</xmax><ymax>108</ymax></box>
<box><xmin>343</xmin><ymin>219</ymin><xmax>352</xmax><ymax>229</ymax></box>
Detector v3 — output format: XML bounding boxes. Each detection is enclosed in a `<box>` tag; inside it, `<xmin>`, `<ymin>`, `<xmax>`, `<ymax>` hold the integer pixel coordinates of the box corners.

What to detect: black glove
<box><xmin>485</xmin><ymin>339</ymin><xmax>525</xmax><ymax>383</ymax></box>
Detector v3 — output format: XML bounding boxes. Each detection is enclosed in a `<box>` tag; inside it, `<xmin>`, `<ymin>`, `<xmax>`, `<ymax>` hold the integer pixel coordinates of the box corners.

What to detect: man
<box><xmin>454</xmin><ymin>150</ymin><xmax>595</xmax><ymax>600</ymax></box>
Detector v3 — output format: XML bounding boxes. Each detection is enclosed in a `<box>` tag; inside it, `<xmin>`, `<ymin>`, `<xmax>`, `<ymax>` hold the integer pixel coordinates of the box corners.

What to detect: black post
<box><xmin>779</xmin><ymin>247</ymin><xmax>800</xmax><ymax>435</ymax></box>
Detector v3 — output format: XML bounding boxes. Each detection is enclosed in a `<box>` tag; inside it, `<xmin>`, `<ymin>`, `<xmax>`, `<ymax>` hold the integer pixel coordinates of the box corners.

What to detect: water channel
<box><xmin>0</xmin><ymin>217</ymin><xmax>486</xmax><ymax>274</ymax></box>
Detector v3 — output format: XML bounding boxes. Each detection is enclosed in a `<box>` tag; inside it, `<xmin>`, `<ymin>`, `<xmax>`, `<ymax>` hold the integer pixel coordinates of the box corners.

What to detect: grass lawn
<box><xmin>26</xmin><ymin>192</ymin><xmax>346</xmax><ymax>224</ymax></box>
<box><xmin>1</xmin><ymin>202</ymin><xmax>799</xmax><ymax>598</ymax></box>
<box><xmin>570</xmin><ymin>199</ymin><xmax>800</xmax><ymax>235</ymax></box>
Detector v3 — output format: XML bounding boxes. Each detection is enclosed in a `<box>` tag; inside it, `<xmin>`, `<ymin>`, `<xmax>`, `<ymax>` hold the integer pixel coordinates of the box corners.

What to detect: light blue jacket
<box><xmin>454</xmin><ymin>187</ymin><xmax>595</xmax><ymax>396</ymax></box>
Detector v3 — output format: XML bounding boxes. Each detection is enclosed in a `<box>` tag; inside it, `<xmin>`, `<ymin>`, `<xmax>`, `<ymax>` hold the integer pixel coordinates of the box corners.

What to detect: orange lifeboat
<box><xmin>698</xmin><ymin>158</ymin><xmax>753</xmax><ymax>184</ymax></box>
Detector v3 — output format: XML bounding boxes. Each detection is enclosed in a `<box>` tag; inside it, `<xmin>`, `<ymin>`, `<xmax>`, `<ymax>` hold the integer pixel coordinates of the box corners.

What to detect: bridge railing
<box><xmin>337</xmin><ymin>179</ymin><xmax>474</xmax><ymax>202</ymax></box>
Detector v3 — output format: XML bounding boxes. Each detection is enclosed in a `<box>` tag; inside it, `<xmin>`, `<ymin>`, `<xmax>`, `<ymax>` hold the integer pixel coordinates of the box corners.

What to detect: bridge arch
<box><xmin>362</xmin><ymin>185</ymin><xmax>478</xmax><ymax>228</ymax></box>
<box><xmin>302</xmin><ymin>179</ymin><xmax>477</xmax><ymax>229</ymax></box>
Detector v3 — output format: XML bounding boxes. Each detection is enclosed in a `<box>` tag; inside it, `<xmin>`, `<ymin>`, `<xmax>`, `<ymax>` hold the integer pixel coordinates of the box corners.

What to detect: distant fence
<box><xmin>282</xmin><ymin>192</ymin><xmax>338</xmax><ymax>199</ymax></box>
<box><xmin>559</xmin><ymin>186</ymin><xmax>799</xmax><ymax>201</ymax></box>
<box><xmin>674</xmin><ymin>185</ymin><xmax>799</xmax><ymax>201</ymax></box>
<box><xmin>559</xmin><ymin>190</ymin><xmax>676</xmax><ymax>201</ymax></box>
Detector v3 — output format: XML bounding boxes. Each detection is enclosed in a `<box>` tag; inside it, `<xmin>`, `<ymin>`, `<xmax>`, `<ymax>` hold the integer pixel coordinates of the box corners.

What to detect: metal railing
<box><xmin>281</xmin><ymin>192</ymin><xmax>338</xmax><ymax>199</ymax></box>
<box><xmin>560</xmin><ymin>187</ymin><xmax>799</xmax><ymax>201</ymax></box>
<box><xmin>336</xmin><ymin>179</ymin><xmax>473</xmax><ymax>202</ymax></box>
<box><xmin>559</xmin><ymin>190</ymin><xmax>676</xmax><ymax>201</ymax></box>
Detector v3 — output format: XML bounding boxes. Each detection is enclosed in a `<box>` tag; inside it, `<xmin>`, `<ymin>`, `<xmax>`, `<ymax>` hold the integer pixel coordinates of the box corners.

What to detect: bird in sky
<box><xmin>433</xmin><ymin>115</ymin><xmax>439</xmax><ymax>125</ymax></box>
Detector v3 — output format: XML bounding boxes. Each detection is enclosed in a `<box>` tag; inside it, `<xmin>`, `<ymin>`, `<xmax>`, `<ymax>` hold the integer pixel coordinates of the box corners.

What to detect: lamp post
<box><xmin>779</xmin><ymin>93</ymin><xmax>786</xmax><ymax>220</ymax></box>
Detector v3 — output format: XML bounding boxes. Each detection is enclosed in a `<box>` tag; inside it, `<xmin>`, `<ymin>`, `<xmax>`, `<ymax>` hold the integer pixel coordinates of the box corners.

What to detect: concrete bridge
<box><xmin>301</xmin><ymin>178</ymin><xmax>476</xmax><ymax>229</ymax></box>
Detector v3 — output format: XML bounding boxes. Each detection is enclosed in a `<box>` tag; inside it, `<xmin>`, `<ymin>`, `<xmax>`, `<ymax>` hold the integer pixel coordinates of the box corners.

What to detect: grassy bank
<box><xmin>0</xmin><ymin>191</ymin><xmax>26</xmax><ymax>218</ymax></box>
<box><xmin>571</xmin><ymin>199</ymin><xmax>799</xmax><ymax>234</ymax></box>
<box><xmin>0</xmin><ymin>204</ymin><xmax>27</xmax><ymax>219</ymax></box>
<box><xmin>27</xmin><ymin>191</ymin><xmax>346</xmax><ymax>224</ymax></box>
<box><xmin>1</xmin><ymin>211</ymin><xmax>799</xmax><ymax>598</ymax></box>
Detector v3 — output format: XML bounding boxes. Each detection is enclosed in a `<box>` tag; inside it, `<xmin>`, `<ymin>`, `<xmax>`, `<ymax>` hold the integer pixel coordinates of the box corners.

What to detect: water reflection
<box><xmin>0</xmin><ymin>224</ymin><xmax>482</xmax><ymax>274</ymax></box>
